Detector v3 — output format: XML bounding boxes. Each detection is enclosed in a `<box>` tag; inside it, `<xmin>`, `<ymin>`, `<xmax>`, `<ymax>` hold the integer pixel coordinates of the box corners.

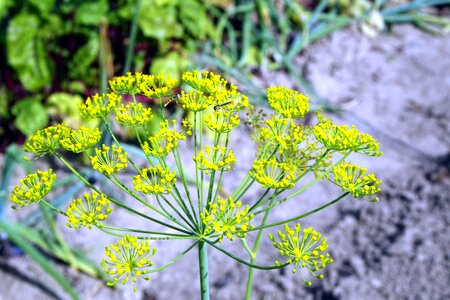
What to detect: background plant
<box><xmin>11</xmin><ymin>71</ymin><xmax>382</xmax><ymax>298</ymax></box>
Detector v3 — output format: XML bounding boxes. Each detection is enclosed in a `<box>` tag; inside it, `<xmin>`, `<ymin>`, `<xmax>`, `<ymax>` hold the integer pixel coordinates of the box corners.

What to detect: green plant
<box><xmin>0</xmin><ymin>144</ymin><xmax>108</xmax><ymax>300</ymax></box>
<box><xmin>0</xmin><ymin>0</ymin><xmax>213</xmax><ymax>140</ymax></box>
<box><xmin>11</xmin><ymin>71</ymin><xmax>382</xmax><ymax>298</ymax></box>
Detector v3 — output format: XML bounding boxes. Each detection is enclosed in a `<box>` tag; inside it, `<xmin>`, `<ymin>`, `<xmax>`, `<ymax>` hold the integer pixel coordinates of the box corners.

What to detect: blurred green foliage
<box><xmin>0</xmin><ymin>0</ymin><xmax>213</xmax><ymax>142</ymax></box>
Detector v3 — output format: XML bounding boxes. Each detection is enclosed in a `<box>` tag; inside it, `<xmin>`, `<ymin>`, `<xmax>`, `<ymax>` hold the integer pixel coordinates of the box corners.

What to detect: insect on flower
<box><xmin>214</xmin><ymin>101</ymin><xmax>233</xmax><ymax>111</ymax></box>
<box><xmin>163</xmin><ymin>93</ymin><xmax>181</xmax><ymax>107</ymax></box>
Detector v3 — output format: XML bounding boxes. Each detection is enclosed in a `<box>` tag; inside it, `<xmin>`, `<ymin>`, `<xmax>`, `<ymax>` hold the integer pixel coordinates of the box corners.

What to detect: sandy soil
<box><xmin>1</xmin><ymin>24</ymin><xmax>450</xmax><ymax>300</ymax></box>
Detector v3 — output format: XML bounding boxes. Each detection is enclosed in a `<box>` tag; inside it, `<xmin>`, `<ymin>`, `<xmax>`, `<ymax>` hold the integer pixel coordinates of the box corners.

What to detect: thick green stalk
<box><xmin>198</xmin><ymin>242</ymin><xmax>210</xmax><ymax>300</ymax></box>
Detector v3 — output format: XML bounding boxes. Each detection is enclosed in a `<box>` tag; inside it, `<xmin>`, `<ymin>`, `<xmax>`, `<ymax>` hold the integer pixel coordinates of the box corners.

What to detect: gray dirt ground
<box><xmin>1</xmin><ymin>24</ymin><xmax>450</xmax><ymax>300</ymax></box>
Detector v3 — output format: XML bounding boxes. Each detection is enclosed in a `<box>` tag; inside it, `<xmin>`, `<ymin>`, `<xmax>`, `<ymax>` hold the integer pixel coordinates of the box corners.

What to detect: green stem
<box><xmin>123</xmin><ymin>0</ymin><xmax>141</xmax><ymax>74</ymax></box>
<box><xmin>198</xmin><ymin>242</ymin><xmax>210</xmax><ymax>300</ymax></box>
<box><xmin>248</xmin><ymin>192</ymin><xmax>349</xmax><ymax>232</ymax></box>
<box><xmin>245</xmin><ymin>196</ymin><xmax>273</xmax><ymax>300</ymax></box>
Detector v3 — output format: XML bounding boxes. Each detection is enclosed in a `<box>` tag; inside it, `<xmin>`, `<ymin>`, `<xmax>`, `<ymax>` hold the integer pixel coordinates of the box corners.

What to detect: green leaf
<box><xmin>0</xmin><ymin>88</ymin><xmax>9</xmax><ymax>118</ymax></box>
<box><xmin>6</xmin><ymin>13</ymin><xmax>53</xmax><ymax>92</ymax></box>
<box><xmin>29</xmin><ymin>0</ymin><xmax>56</xmax><ymax>16</ymax></box>
<box><xmin>0</xmin><ymin>220</ymin><xmax>80</xmax><ymax>300</ymax></box>
<box><xmin>150</xmin><ymin>51</ymin><xmax>188</xmax><ymax>79</ymax></box>
<box><xmin>68</xmin><ymin>32</ymin><xmax>100</xmax><ymax>81</ymax></box>
<box><xmin>139</xmin><ymin>0</ymin><xmax>183</xmax><ymax>41</ymax></box>
<box><xmin>47</xmin><ymin>93</ymin><xmax>83</xmax><ymax>127</ymax></box>
<box><xmin>12</xmin><ymin>96</ymin><xmax>48</xmax><ymax>136</ymax></box>
<box><xmin>75</xmin><ymin>0</ymin><xmax>108</xmax><ymax>25</ymax></box>
<box><xmin>178</xmin><ymin>0</ymin><xmax>214</xmax><ymax>40</ymax></box>
<box><xmin>0</xmin><ymin>0</ymin><xmax>13</xmax><ymax>22</ymax></box>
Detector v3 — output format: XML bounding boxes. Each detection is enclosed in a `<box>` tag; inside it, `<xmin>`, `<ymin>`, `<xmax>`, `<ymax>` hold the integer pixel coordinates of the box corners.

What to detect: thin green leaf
<box><xmin>0</xmin><ymin>220</ymin><xmax>80</xmax><ymax>300</ymax></box>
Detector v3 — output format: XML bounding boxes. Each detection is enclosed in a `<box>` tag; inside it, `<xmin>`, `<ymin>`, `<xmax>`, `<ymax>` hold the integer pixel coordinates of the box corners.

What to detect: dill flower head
<box><xmin>182</xmin><ymin>70</ymin><xmax>228</xmax><ymax>95</ymax></box>
<box><xmin>23</xmin><ymin>124</ymin><xmax>69</xmax><ymax>156</ymax></box>
<box><xmin>257</xmin><ymin>115</ymin><xmax>306</xmax><ymax>151</ymax></box>
<box><xmin>10</xmin><ymin>169</ymin><xmax>56</xmax><ymax>208</ymax></box>
<box><xmin>331</xmin><ymin>163</ymin><xmax>382</xmax><ymax>202</ymax></box>
<box><xmin>79</xmin><ymin>93</ymin><xmax>121</xmax><ymax>119</ymax></box>
<box><xmin>213</xmin><ymin>85</ymin><xmax>249</xmax><ymax>111</ymax></box>
<box><xmin>61</xmin><ymin>127</ymin><xmax>101</xmax><ymax>153</ymax></box>
<box><xmin>142</xmin><ymin>120</ymin><xmax>191</xmax><ymax>157</ymax></box>
<box><xmin>269</xmin><ymin>223</ymin><xmax>333</xmax><ymax>286</ymax></box>
<box><xmin>249</xmin><ymin>157</ymin><xmax>297</xmax><ymax>189</ymax></box>
<box><xmin>178</xmin><ymin>90</ymin><xmax>214</xmax><ymax>112</ymax></box>
<box><xmin>313</xmin><ymin>121</ymin><xmax>382</xmax><ymax>156</ymax></box>
<box><xmin>267</xmin><ymin>87</ymin><xmax>310</xmax><ymax>118</ymax></box>
<box><xmin>66</xmin><ymin>191</ymin><xmax>112</xmax><ymax>229</ymax></box>
<box><xmin>193</xmin><ymin>145</ymin><xmax>236</xmax><ymax>174</ymax></box>
<box><xmin>133</xmin><ymin>165</ymin><xmax>177</xmax><ymax>195</ymax></box>
<box><xmin>204</xmin><ymin>111</ymin><xmax>240</xmax><ymax>134</ymax></box>
<box><xmin>109</xmin><ymin>72</ymin><xmax>148</xmax><ymax>95</ymax></box>
<box><xmin>101</xmin><ymin>235</ymin><xmax>156</xmax><ymax>291</ymax></box>
<box><xmin>115</xmin><ymin>102</ymin><xmax>153</xmax><ymax>127</ymax></box>
<box><xmin>139</xmin><ymin>74</ymin><xmax>178</xmax><ymax>98</ymax></box>
<box><xmin>202</xmin><ymin>197</ymin><xmax>254</xmax><ymax>242</ymax></box>
<box><xmin>90</xmin><ymin>144</ymin><xmax>128</xmax><ymax>176</ymax></box>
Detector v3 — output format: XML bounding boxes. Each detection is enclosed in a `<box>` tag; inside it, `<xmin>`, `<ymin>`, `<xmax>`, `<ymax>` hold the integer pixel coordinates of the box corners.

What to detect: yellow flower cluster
<box><xmin>193</xmin><ymin>145</ymin><xmax>236</xmax><ymax>174</ymax></box>
<box><xmin>10</xmin><ymin>169</ymin><xmax>56</xmax><ymax>208</ymax></box>
<box><xmin>79</xmin><ymin>93</ymin><xmax>121</xmax><ymax>119</ymax></box>
<box><xmin>204</xmin><ymin>111</ymin><xmax>240</xmax><ymax>133</ymax></box>
<box><xmin>66</xmin><ymin>191</ymin><xmax>112</xmax><ymax>229</ymax></box>
<box><xmin>202</xmin><ymin>197</ymin><xmax>254</xmax><ymax>242</ymax></box>
<box><xmin>258</xmin><ymin>116</ymin><xmax>306</xmax><ymax>151</ymax></box>
<box><xmin>267</xmin><ymin>87</ymin><xmax>310</xmax><ymax>118</ymax></box>
<box><xmin>213</xmin><ymin>86</ymin><xmax>249</xmax><ymax>111</ymax></box>
<box><xmin>61</xmin><ymin>127</ymin><xmax>101</xmax><ymax>153</ymax></box>
<box><xmin>313</xmin><ymin>121</ymin><xmax>382</xmax><ymax>156</ymax></box>
<box><xmin>142</xmin><ymin>120</ymin><xmax>191</xmax><ymax>157</ymax></box>
<box><xmin>101</xmin><ymin>235</ymin><xmax>156</xmax><ymax>291</ymax></box>
<box><xmin>23</xmin><ymin>124</ymin><xmax>69</xmax><ymax>156</ymax></box>
<box><xmin>249</xmin><ymin>158</ymin><xmax>296</xmax><ymax>189</ymax></box>
<box><xmin>178</xmin><ymin>90</ymin><xmax>214</xmax><ymax>112</ymax></box>
<box><xmin>115</xmin><ymin>102</ymin><xmax>153</xmax><ymax>127</ymax></box>
<box><xmin>269</xmin><ymin>223</ymin><xmax>333</xmax><ymax>286</ymax></box>
<box><xmin>90</xmin><ymin>144</ymin><xmax>128</xmax><ymax>176</ymax></box>
<box><xmin>140</xmin><ymin>74</ymin><xmax>178</xmax><ymax>98</ymax></box>
<box><xmin>331</xmin><ymin>163</ymin><xmax>382</xmax><ymax>202</ymax></box>
<box><xmin>182</xmin><ymin>70</ymin><xmax>228</xmax><ymax>95</ymax></box>
<box><xmin>133</xmin><ymin>166</ymin><xmax>177</xmax><ymax>195</ymax></box>
<box><xmin>109</xmin><ymin>72</ymin><xmax>148</xmax><ymax>95</ymax></box>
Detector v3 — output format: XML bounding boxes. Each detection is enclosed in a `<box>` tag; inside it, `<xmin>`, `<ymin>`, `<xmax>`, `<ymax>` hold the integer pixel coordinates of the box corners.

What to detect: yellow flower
<box><xmin>109</xmin><ymin>72</ymin><xmax>147</xmax><ymax>95</ymax></box>
<box><xmin>133</xmin><ymin>165</ymin><xmax>177</xmax><ymax>195</ymax></box>
<box><xmin>331</xmin><ymin>163</ymin><xmax>381</xmax><ymax>202</ymax></box>
<box><xmin>256</xmin><ymin>115</ymin><xmax>306</xmax><ymax>151</ymax></box>
<box><xmin>182</xmin><ymin>70</ymin><xmax>227</xmax><ymax>95</ymax></box>
<box><xmin>23</xmin><ymin>124</ymin><xmax>69</xmax><ymax>156</ymax></box>
<box><xmin>193</xmin><ymin>145</ymin><xmax>235</xmax><ymax>174</ymax></box>
<box><xmin>142</xmin><ymin>120</ymin><xmax>191</xmax><ymax>157</ymax></box>
<box><xmin>249</xmin><ymin>157</ymin><xmax>297</xmax><ymax>189</ymax></box>
<box><xmin>66</xmin><ymin>191</ymin><xmax>112</xmax><ymax>229</ymax></box>
<box><xmin>10</xmin><ymin>169</ymin><xmax>56</xmax><ymax>208</ymax></box>
<box><xmin>204</xmin><ymin>111</ymin><xmax>240</xmax><ymax>134</ymax></box>
<box><xmin>269</xmin><ymin>223</ymin><xmax>333</xmax><ymax>286</ymax></box>
<box><xmin>178</xmin><ymin>90</ymin><xmax>214</xmax><ymax>112</ymax></box>
<box><xmin>115</xmin><ymin>102</ymin><xmax>153</xmax><ymax>127</ymax></box>
<box><xmin>213</xmin><ymin>85</ymin><xmax>249</xmax><ymax>111</ymax></box>
<box><xmin>139</xmin><ymin>74</ymin><xmax>178</xmax><ymax>98</ymax></box>
<box><xmin>79</xmin><ymin>93</ymin><xmax>121</xmax><ymax>119</ymax></box>
<box><xmin>313</xmin><ymin>121</ymin><xmax>382</xmax><ymax>156</ymax></box>
<box><xmin>201</xmin><ymin>197</ymin><xmax>254</xmax><ymax>242</ymax></box>
<box><xmin>90</xmin><ymin>144</ymin><xmax>128</xmax><ymax>176</ymax></box>
<box><xmin>101</xmin><ymin>235</ymin><xmax>156</xmax><ymax>291</ymax></box>
<box><xmin>267</xmin><ymin>87</ymin><xmax>310</xmax><ymax>118</ymax></box>
<box><xmin>61</xmin><ymin>127</ymin><xmax>101</xmax><ymax>153</ymax></box>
